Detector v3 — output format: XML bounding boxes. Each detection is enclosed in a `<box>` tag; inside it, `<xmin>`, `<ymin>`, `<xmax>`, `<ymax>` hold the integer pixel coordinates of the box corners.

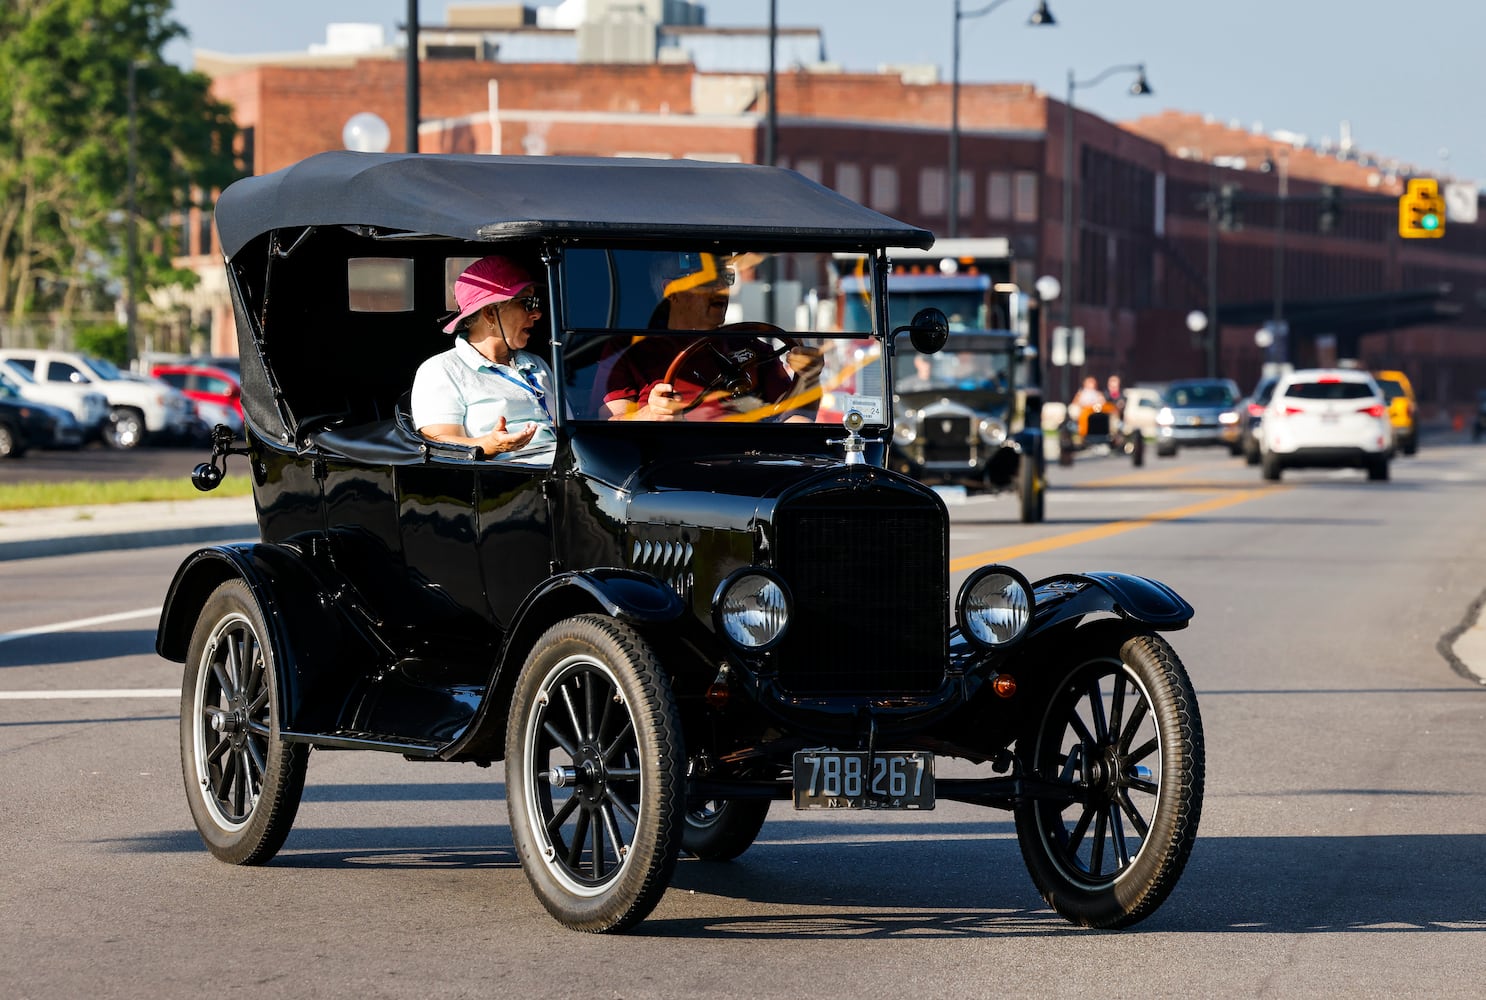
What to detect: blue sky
<box><xmin>166</xmin><ymin>0</ymin><xmax>1486</xmax><ymax>184</ymax></box>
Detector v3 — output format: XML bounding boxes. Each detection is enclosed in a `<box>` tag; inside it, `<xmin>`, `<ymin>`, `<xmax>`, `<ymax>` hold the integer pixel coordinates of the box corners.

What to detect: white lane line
<box><xmin>0</xmin><ymin>606</ymin><xmax>162</xmax><ymax>645</ymax></box>
<box><xmin>0</xmin><ymin>689</ymin><xmax>177</xmax><ymax>700</ymax></box>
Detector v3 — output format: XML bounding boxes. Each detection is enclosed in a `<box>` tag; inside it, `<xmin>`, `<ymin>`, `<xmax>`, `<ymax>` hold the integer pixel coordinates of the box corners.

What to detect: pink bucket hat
<box><xmin>443</xmin><ymin>256</ymin><xmax>535</xmax><ymax>333</ymax></box>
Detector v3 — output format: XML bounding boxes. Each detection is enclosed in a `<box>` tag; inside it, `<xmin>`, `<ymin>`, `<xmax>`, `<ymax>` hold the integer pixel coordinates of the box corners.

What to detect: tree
<box><xmin>0</xmin><ymin>0</ymin><xmax>241</xmax><ymax>353</ymax></box>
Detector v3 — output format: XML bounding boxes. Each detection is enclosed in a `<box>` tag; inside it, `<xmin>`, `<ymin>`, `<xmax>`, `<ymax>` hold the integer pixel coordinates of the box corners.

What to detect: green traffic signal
<box><xmin>1421</xmin><ymin>212</ymin><xmax>1441</xmax><ymax>230</ymax></box>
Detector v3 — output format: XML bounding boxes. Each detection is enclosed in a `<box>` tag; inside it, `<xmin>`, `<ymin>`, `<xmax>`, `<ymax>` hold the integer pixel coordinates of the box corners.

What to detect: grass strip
<box><xmin>0</xmin><ymin>476</ymin><xmax>254</xmax><ymax>511</ymax></box>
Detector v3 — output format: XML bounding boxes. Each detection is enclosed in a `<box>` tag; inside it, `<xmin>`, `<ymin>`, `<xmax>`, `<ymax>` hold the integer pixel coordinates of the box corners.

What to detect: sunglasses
<box><xmin>511</xmin><ymin>294</ymin><xmax>544</xmax><ymax>312</ymax></box>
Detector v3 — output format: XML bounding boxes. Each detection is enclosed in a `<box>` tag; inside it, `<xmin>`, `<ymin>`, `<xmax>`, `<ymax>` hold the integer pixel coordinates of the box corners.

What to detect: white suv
<box><xmin>1260</xmin><ymin>368</ymin><xmax>1392</xmax><ymax>481</ymax></box>
<box><xmin>0</xmin><ymin>358</ymin><xmax>111</xmax><ymax>441</ymax></box>
<box><xmin>0</xmin><ymin>349</ymin><xmax>196</xmax><ymax>448</ymax></box>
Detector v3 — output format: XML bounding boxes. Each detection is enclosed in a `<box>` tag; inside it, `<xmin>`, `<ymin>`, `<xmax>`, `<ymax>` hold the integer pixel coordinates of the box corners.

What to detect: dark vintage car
<box><xmin>889</xmin><ymin>330</ymin><xmax>1045</xmax><ymax>521</ymax></box>
<box><xmin>158</xmin><ymin>151</ymin><xmax>1204</xmax><ymax>934</ymax></box>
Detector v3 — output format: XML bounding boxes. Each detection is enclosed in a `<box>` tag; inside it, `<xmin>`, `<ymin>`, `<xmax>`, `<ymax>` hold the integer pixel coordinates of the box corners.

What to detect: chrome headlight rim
<box><xmin>956</xmin><ymin>564</ymin><xmax>1034</xmax><ymax>650</ymax></box>
<box><xmin>977</xmin><ymin>416</ymin><xmax>1008</xmax><ymax>445</ymax></box>
<box><xmin>711</xmin><ymin>567</ymin><xmax>793</xmax><ymax>653</ymax></box>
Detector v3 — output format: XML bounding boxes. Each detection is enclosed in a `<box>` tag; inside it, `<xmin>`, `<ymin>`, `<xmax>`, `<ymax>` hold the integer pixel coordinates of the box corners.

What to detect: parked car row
<box><xmin>0</xmin><ymin>349</ymin><xmax>245</xmax><ymax>452</ymax></box>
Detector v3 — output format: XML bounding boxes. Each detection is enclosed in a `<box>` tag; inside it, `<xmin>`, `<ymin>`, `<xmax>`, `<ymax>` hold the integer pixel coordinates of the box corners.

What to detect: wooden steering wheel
<box><xmin>660</xmin><ymin>322</ymin><xmax>799</xmax><ymax>415</ymax></box>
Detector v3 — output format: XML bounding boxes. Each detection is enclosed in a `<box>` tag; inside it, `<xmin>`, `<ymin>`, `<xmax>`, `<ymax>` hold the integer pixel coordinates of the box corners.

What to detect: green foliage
<box><xmin>0</xmin><ymin>475</ymin><xmax>253</xmax><ymax>510</ymax></box>
<box><xmin>73</xmin><ymin>321</ymin><xmax>129</xmax><ymax>366</ymax></box>
<box><xmin>0</xmin><ymin>0</ymin><xmax>241</xmax><ymax>353</ymax></box>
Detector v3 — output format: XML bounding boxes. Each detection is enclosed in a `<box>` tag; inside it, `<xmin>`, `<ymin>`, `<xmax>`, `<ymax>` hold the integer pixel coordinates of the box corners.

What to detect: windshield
<box><xmin>81</xmin><ymin>356</ymin><xmax>123</xmax><ymax>380</ymax></box>
<box><xmin>0</xmin><ymin>361</ymin><xmax>35</xmax><ymax>384</ymax></box>
<box><xmin>559</xmin><ymin>248</ymin><xmax>886</xmax><ymax>425</ymax></box>
<box><xmin>839</xmin><ymin>274</ymin><xmax>988</xmax><ymax>332</ymax></box>
<box><xmin>894</xmin><ymin>343</ymin><xmax>1009</xmax><ymax>393</ymax></box>
<box><xmin>1166</xmin><ymin>382</ymin><xmax>1236</xmax><ymax>406</ymax></box>
<box><xmin>1376</xmin><ymin>379</ymin><xmax>1404</xmax><ymax>401</ymax></box>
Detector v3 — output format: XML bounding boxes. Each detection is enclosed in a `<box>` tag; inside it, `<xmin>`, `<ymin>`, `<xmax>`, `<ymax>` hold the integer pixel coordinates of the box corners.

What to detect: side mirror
<box><xmin>892</xmin><ymin>307</ymin><xmax>949</xmax><ymax>355</ymax></box>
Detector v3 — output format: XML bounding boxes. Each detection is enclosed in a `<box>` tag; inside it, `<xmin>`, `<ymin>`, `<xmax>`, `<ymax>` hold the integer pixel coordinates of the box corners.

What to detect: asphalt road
<box><xmin>3</xmin><ymin>440</ymin><xmax>212</xmax><ymax>483</ymax></box>
<box><xmin>3</xmin><ymin>441</ymin><xmax>1485</xmax><ymax>998</ymax></box>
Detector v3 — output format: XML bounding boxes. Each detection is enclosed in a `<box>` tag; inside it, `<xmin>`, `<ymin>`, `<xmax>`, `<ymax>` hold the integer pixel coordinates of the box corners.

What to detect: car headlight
<box><xmin>978</xmin><ymin>417</ymin><xmax>1007</xmax><ymax>445</ymax></box>
<box><xmin>893</xmin><ymin>417</ymin><xmax>917</xmax><ymax>445</ymax></box>
<box><xmin>1156</xmin><ymin>406</ymin><xmax>1174</xmax><ymax>426</ymax></box>
<box><xmin>1219</xmin><ymin>410</ymin><xmax>1240</xmax><ymax>424</ymax></box>
<box><xmin>956</xmin><ymin>565</ymin><xmax>1033</xmax><ymax>649</ymax></box>
<box><xmin>713</xmin><ymin>569</ymin><xmax>791</xmax><ymax>651</ymax></box>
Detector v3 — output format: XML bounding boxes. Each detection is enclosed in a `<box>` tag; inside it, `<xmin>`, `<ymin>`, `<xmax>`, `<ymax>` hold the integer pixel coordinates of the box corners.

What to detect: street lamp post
<box><xmin>949</xmin><ymin>1</ymin><xmax>1055</xmax><ymax>238</ymax></box>
<box><xmin>1060</xmin><ymin>62</ymin><xmax>1151</xmax><ymax>402</ymax></box>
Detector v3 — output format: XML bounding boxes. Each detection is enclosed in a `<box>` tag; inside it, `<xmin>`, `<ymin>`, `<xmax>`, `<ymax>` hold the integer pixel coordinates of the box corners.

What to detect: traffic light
<box><xmin>1319</xmin><ymin>185</ymin><xmax>1341</xmax><ymax>233</ymax></box>
<box><xmin>1218</xmin><ymin>184</ymin><xmax>1241</xmax><ymax>231</ymax></box>
<box><xmin>1399</xmin><ymin>178</ymin><xmax>1446</xmax><ymax>238</ymax></box>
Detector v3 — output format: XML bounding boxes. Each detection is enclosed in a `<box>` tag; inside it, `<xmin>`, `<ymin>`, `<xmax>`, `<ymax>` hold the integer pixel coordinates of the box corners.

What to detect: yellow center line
<box><xmin>950</xmin><ymin>485</ymin><xmax>1287</xmax><ymax>570</ymax></box>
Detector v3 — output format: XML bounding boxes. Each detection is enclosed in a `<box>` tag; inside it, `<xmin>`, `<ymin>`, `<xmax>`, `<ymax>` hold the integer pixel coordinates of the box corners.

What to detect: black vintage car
<box><xmin>889</xmin><ymin>330</ymin><xmax>1046</xmax><ymax>522</ymax></box>
<box><xmin>158</xmin><ymin>151</ymin><xmax>1203</xmax><ymax>934</ymax></box>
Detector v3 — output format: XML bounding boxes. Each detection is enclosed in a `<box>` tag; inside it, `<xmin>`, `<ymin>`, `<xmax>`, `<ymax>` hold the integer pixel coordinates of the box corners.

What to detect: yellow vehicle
<box><xmin>1373</xmin><ymin>370</ymin><xmax>1418</xmax><ymax>455</ymax></box>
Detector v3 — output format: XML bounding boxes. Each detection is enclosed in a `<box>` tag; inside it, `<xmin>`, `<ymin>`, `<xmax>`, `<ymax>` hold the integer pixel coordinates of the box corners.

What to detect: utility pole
<box><xmin>405</xmin><ymin>0</ymin><xmax>420</xmax><ymax>152</ymax></box>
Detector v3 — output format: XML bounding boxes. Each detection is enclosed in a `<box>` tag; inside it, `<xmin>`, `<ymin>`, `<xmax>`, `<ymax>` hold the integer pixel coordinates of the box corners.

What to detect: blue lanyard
<box><xmin>490</xmin><ymin>362</ymin><xmax>551</xmax><ymax>420</ymax></box>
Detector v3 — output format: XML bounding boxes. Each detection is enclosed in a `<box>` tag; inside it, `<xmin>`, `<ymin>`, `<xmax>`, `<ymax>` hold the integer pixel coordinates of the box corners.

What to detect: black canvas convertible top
<box><xmin>215</xmin><ymin>151</ymin><xmax>935</xmax><ymax>260</ymax></box>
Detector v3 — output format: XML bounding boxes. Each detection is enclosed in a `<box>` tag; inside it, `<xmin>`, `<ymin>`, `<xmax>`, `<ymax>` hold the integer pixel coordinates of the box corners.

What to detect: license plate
<box><xmin>792</xmin><ymin>750</ymin><xmax>934</xmax><ymax>810</ymax></box>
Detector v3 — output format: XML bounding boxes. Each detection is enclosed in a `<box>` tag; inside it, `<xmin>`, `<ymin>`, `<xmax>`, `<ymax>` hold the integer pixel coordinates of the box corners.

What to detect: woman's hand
<box><xmin>477</xmin><ymin>416</ymin><xmax>539</xmax><ymax>455</ymax></box>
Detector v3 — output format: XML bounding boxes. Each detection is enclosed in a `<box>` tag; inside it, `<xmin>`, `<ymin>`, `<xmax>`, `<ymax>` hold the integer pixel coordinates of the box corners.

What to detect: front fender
<box><xmin>1029</xmin><ymin>570</ymin><xmax>1193</xmax><ymax>635</ymax></box>
<box><xmin>156</xmin><ymin>543</ymin><xmax>355</xmax><ymax>734</ymax></box>
<box><xmin>442</xmin><ymin>568</ymin><xmax>688</xmax><ymax>762</ymax></box>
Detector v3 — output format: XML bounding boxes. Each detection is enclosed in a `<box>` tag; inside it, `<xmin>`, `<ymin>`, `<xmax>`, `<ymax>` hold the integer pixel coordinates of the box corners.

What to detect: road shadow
<box><xmin>106</xmin><ymin>820</ymin><xmax>1486</xmax><ymax>940</ymax></box>
<box><xmin>654</xmin><ymin>829</ymin><xmax>1486</xmax><ymax>938</ymax></box>
<box><xmin>0</xmin><ymin>628</ymin><xmax>156</xmax><ymax>667</ymax></box>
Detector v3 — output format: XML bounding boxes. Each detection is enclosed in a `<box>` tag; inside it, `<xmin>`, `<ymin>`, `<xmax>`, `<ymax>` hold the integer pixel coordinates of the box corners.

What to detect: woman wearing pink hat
<box><xmin>410</xmin><ymin>255</ymin><xmax>556</xmax><ymax>461</ymax></box>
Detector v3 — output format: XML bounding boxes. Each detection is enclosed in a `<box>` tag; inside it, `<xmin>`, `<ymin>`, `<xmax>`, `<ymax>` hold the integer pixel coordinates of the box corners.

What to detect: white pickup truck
<box><xmin>0</xmin><ymin>349</ymin><xmax>197</xmax><ymax>448</ymax></box>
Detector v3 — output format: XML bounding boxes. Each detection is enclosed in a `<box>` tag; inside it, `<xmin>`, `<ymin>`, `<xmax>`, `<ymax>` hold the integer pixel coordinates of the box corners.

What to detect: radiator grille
<box><xmin>774</xmin><ymin>499</ymin><xmax>947</xmax><ymax>695</ymax></box>
<box><xmin>922</xmin><ymin>415</ymin><xmax>974</xmax><ymax>463</ymax></box>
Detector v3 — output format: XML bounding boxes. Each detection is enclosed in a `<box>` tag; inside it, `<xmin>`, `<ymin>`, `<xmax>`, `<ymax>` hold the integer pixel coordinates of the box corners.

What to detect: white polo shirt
<box><xmin>410</xmin><ymin>337</ymin><xmax>557</xmax><ymax>463</ymax></box>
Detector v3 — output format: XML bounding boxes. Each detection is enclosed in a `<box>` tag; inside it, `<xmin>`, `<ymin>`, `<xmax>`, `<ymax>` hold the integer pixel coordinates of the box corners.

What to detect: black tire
<box><xmin>0</xmin><ymin>421</ymin><xmax>25</xmax><ymax>458</ymax></box>
<box><xmin>180</xmin><ymin>579</ymin><xmax>307</xmax><ymax>865</ymax></box>
<box><xmin>1129</xmin><ymin>433</ymin><xmax>1145</xmax><ymax>467</ymax></box>
<box><xmin>1018</xmin><ymin>457</ymin><xmax>1045</xmax><ymax>523</ymax></box>
<box><xmin>683</xmin><ymin>798</ymin><xmax>770</xmax><ymax>861</ymax></box>
<box><xmin>1367</xmin><ymin>456</ymin><xmax>1390</xmax><ymax>481</ymax></box>
<box><xmin>1261</xmin><ymin>452</ymin><xmax>1282</xmax><ymax>481</ymax></box>
<box><xmin>1014</xmin><ymin>630</ymin><xmax>1204</xmax><ymax>929</ymax></box>
<box><xmin>1244</xmin><ymin>443</ymin><xmax>1260</xmax><ymax>466</ymax></box>
<box><xmin>1156</xmin><ymin>442</ymin><xmax>1177</xmax><ymax>458</ymax></box>
<box><xmin>1401</xmin><ymin>433</ymin><xmax>1418</xmax><ymax>457</ymax></box>
<box><xmin>506</xmin><ymin>615</ymin><xmax>685</xmax><ymax>933</ymax></box>
<box><xmin>105</xmin><ymin>407</ymin><xmax>145</xmax><ymax>449</ymax></box>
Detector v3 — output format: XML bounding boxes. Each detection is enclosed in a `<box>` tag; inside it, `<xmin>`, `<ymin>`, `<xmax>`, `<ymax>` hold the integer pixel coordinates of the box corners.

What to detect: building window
<box><xmin>794</xmin><ymin>158</ymin><xmax>822</xmax><ymax>184</ymax></box>
<box><xmin>957</xmin><ymin>169</ymin><xmax>974</xmax><ymax>220</ymax></box>
<box><xmin>1013</xmin><ymin>172</ymin><xmax>1039</xmax><ymax>222</ymax></box>
<box><xmin>920</xmin><ymin>166</ymin><xmax>946</xmax><ymax>216</ymax></box>
<box><xmin>196</xmin><ymin>208</ymin><xmax>214</xmax><ymax>259</ymax></box>
<box><xmin>987</xmin><ymin>172</ymin><xmax>1011</xmax><ymax>220</ymax></box>
<box><xmin>870</xmin><ymin>165</ymin><xmax>899</xmax><ymax>213</ymax></box>
<box><xmin>835</xmin><ymin>162</ymin><xmax>863</xmax><ymax>203</ymax></box>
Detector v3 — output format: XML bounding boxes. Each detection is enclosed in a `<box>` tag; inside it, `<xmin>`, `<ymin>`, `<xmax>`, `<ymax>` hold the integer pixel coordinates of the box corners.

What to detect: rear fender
<box><xmin>1027</xmin><ymin>571</ymin><xmax>1193</xmax><ymax>636</ymax></box>
<box><xmin>442</xmin><ymin>569</ymin><xmax>687</xmax><ymax>762</ymax></box>
<box><xmin>156</xmin><ymin>544</ymin><xmax>355</xmax><ymax>733</ymax></box>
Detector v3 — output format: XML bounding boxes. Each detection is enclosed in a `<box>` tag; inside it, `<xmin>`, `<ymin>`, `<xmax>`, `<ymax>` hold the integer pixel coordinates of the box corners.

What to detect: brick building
<box><xmin>179</xmin><ymin>5</ymin><xmax>1486</xmax><ymax>417</ymax></box>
